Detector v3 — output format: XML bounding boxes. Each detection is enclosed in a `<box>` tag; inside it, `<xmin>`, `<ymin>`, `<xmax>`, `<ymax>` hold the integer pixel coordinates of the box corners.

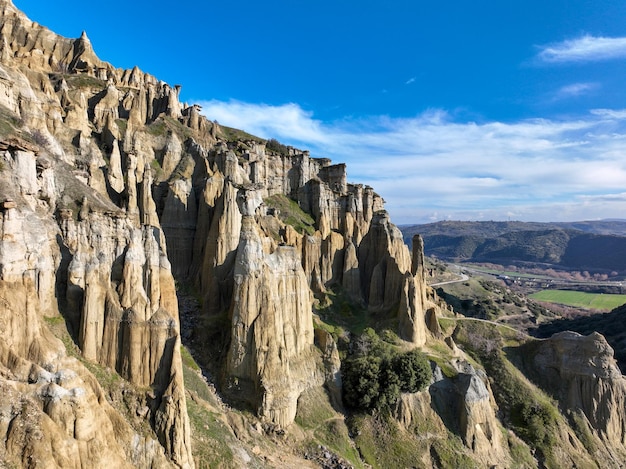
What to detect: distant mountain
<box><xmin>401</xmin><ymin>220</ymin><xmax>626</xmax><ymax>272</ymax></box>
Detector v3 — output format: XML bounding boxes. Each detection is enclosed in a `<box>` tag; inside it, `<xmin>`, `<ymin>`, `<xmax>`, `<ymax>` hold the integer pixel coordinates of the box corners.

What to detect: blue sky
<box><xmin>14</xmin><ymin>0</ymin><xmax>626</xmax><ymax>224</ymax></box>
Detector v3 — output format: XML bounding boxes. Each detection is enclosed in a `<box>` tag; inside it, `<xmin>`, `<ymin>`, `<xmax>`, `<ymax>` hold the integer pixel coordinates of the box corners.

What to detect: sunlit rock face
<box><xmin>532</xmin><ymin>332</ymin><xmax>626</xmax><ymax>451</ymax></box>
<box><xmin>0</xmin><ymin>1</ymin><xmax>436</xmax><ymax>462</ymax></box>
<box><xmin>0</xmin><ymin>0</ymin><xmax>194</xmax><ymax>465</ymax></box>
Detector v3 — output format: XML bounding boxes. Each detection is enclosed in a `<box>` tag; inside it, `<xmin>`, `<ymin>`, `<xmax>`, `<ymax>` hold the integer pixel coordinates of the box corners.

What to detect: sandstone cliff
<box><xmin>525</xmin><ymin>331</ymin><xmax>626</xmax><ymax>464</ymax></box>
<box><xmin>0</xmin><ymin>1</ymin><xmax>193</xmax><ymax>466</ymax></box>
<box><xmin>2</xmin><ymin>1</ymin><xmax>626</xmax><ymax>468</ymax></box>
<box><xmin>0</xmin><ymin>0</ymin><xmax>432</xmax><ymax>458</ymax></box>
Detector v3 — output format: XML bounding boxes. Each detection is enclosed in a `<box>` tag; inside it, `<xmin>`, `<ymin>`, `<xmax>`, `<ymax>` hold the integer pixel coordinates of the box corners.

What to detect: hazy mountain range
<box><xmin>401</xmin><ymin>220</ymin><xmax>626</xmax><ymax>271</ymax></box>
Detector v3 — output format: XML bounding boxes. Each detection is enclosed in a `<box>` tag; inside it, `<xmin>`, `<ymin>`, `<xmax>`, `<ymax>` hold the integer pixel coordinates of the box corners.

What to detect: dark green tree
<box><xmin>342</xmin><ymin>356</ymin><xmax>381</xmax><ymax>410</ymax></box>
<box><xmin>393</xmin><ymin>349</ymin><xmax>432</xmax><ymax>393</ymax></box>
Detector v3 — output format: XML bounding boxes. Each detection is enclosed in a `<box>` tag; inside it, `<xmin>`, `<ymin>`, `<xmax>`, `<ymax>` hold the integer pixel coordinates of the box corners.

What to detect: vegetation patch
<box><xmin>181</xmin><ymin>346</ymin><xmax>248</xmax><ymax>468</ymax></box>
<box><xmin>264</xmin><ymin>194</ymin><xmax>316</xmax><ymax>235</ymax></box>
<box><xmin>163</xmin><ymin>116</ymin><xmax>195</xmax><ymax>139</ymax></box>
<box><xmin>349</xmin><ymin>413</ymin><xmax>425</xmax><ymax>468</ymax></box>
<box><xmin>349</xmin><ymin>413</ymin><xmax>477</xmax><ymax>469</ymax></box>
<box><xmin>185</xmin><ymin>397</ymin><xmax>236</xmax><ymax>468</ymax></box>
<box><xmin>63</xmin><ymin>73</ymin><xmax>107</xmax><ymax>89</ymax></box>
<box><xmin>342</xmin><ymin>328</ymin><xmax>431</xmax><ymax>412</ymax></box>
<box><xmin>265</xmin><ymin>138</ymin><xmax>290</xmax><ymax>156</ymax></box>
<box><xmin>315</xmin><ymin>286</ymin><xmax>370</xmax><ymax>337</ymax></box>
<box><xmin>217</xmin><ymin>124</ymin><xmax>264</xmax><ymax>143</ymax></box>
<box><xmin>115</xmin><ymin>118</ymin><xmax>128</xmax><ymax>136</ymax></box>
<box><xmin>181</xmin><ymin>345</ymin><xmax>201</xmax><ymax>372</ymax></box>
<box><xmin>453</xmin><ymin>320</ymin><xmax>563</xmax><ymax>467</ymax></box>
<box><xmin>436</xmin><ymin>277</ymin><xmax>502</xmax><ymax>320</ymax></box>
<box><xmin>295</xmin><ymin>387</ymin><xmax>364</xmax><ymax>468</ymax></box>
<box><xmin>529</xmin><ymin>289</ymin><xmax>626</xmax><ymax>311</ymax></box>
<box><xmin>0</xmin><ymin>104</ymin><xmax>20</xmax><ymax>139</ymax></box>
<box><xmin>146</xmin><ymin>119</ymin><xmax>168</xmax><ymax>137</ymax></box>
<box><xmin>150</xmin><ymin>157</ymin><xmax>164</xmax><ymax>179</ymax></box>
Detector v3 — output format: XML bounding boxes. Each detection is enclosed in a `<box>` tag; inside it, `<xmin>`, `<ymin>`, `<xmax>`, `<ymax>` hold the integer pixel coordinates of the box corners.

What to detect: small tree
<box><xmin>342</xmin><ymin>356</ymin><xmax>381</xmax><ymax>410</ymax></box>
<box><xmin>393</xmin><ymin>349</ymin><xmax>432</xmax><ymax>393</ymax></box>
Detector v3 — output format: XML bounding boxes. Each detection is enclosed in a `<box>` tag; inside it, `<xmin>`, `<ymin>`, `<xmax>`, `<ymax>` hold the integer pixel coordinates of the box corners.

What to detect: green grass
<box><xmin>64</xmin><ymin>74</ymin><xmax>107</xmax><ymax>89</ymax></box>
<box><xmin>181</xmin><ymin>345</ymin><xmax>201</xmax><ymax>372</ymax></box>
<box><xmin>349</xmin><ymin>413</ymin><xmax>476</xmax><ymax>469</ymax></box>
<box><xmin>185</xmin><ymin>398</ymin><xmax>236</xmax><ymax>468</ymax></box>
<box><xmin>264</xmin><ymin>194</ymin><xmax>316</xmax><ymax>235</ymax></box>
<box><xmin>147</xmin><ymin>119</ymin><xmax>168</xmax><ymax>137</ymax></box>
<box><xmin>181</xmin><ymin>347</ymin><xmax>242</xmax><ymax>468</ymax></box>
<box><xmin>115</xmin><ymin>118</ymin><xmax>128</xmax><ymax>136</ymax></box>
<box><xmin>218</xmin><ymin>125</ymin><xmax>264</xmax><ymax>143</ymax></box>
<box><xmin>295</xmin><ymin>387</ymin><xmax>365</xmax><ymax>468</ymax></box>
<box><xmin>315</xmin><ymin>286</ymin><xmax>370</xmax><ymax>336</ymax></box>
<box><xmin>529</xmin><ymin>289</ymin><xmax>626</xmax><ymax>310</ymax></box>
<box><xmin>0</xmin><ymin>105</ymin><xmax>20</xmax><ymax>139</ymax></box>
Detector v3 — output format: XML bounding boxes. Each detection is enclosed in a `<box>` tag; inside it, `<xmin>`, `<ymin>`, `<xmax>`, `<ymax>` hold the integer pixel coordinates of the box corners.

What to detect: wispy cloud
<box><xmin>552</xmin><ymin>82</ymin><xmax>598</xmax><ymax>101</ymax></box>
<box><xmin>198</xmin><ymin>100</ymin><xmax>626</xmax><ymax>224</ymax></box>
<box><xmin>590</xmin><ymin>108</ymin><xmax>626</xmax><ymax>119</ymax></box>
<box><xmin>405</xmin><ymin>77</ymin><xmax>416</xmax><ymax>85</ymax></box>
<box><xmin>536</xmin><ymin>35</ymin><xmax>626</xmax><ymax>64</ymax></box>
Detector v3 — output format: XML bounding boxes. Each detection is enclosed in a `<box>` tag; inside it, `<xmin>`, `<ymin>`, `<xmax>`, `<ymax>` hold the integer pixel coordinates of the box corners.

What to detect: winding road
<box><xmin>429</xmin><ymin>273</ymin><xmax>469</xmax><ymax>287</ymax></box>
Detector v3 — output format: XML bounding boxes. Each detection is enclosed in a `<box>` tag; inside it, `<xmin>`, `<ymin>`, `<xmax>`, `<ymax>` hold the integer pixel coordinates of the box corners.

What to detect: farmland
<box><xmin>529</xmin><ymin>290</ymin><xmax>626</xmax><ymax>311</ymax></box>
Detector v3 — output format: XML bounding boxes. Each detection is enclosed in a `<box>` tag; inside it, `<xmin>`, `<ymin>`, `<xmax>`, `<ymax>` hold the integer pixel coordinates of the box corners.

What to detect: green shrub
<box><xmin>264</xmin><ymin>193</ymin><xmax>315</xmax><ymax>235</ymax></box>
<box><xmin>343</xmin><ymin>356</ymin><xmax>382</xmax><ymax>410</ymax></box>
<box><xmin>266</xmin><ymin>138</ymin><xmax>290</xmax><ymax>156</ymax></box>
<box><xmin>342</xmin><ymin>330</ymin><xmax>432</xmax><ymax>412</ymax></box>
<box><xmin>393</xmin><ymin>349</ymin><xmax>432</xmax><ymax>393</ymax></box>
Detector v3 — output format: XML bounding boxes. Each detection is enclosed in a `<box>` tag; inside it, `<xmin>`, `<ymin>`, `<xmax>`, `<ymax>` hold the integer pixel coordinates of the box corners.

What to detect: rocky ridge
<box><xmin>0</xmin><ymin>1</ymin><xmax>625</xmax><ymax>467</ymax></box>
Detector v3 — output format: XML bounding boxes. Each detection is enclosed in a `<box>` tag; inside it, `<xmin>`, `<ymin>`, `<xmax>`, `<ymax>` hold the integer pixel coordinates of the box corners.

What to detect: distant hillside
<box><xmin>401</xmin><ymin>220</ymin><xmax>626</xmax><ymax>272</ymax></box>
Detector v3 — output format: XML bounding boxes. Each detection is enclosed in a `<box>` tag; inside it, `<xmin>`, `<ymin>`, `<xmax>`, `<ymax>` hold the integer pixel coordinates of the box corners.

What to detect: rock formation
<box><xmin>0</xmin><ymin>1</ymin><xmax>194</xmax><ymax>466</ymax></box>
<box><xmin>396</xmin><ymin>360</ymin><xmax>508</xmax><ymax>467</ymax></box>
<box><xmin>529</xmin><ymin>331</ymin><xmax>626</xmax><ymax>463</ymax></box>
<box><xmin>2</xmin><ymin>1</ymin><xmax>626</xmax><ymax>467</ymax></box>
<box><xmin>0</xmin><ymin>0</ymin><xmax>432</xmax><ymax>451</ymax></box>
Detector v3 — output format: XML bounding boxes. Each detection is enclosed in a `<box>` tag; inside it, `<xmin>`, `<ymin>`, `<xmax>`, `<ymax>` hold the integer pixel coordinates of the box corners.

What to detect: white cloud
<box><xmin>590</xmin><ymin>108</ymin><xmax>626</xmax><ymax>119</ymax></box>
<box><xmin>552</xmin><ymin>82</ymin><xmax>598</xmax><ymax>101</ymax></box>
<box><xmin>537</xmin><ymin>35</ymin><xmax>626</xmax><ymax>63</ymax></box>
<box><xmin>198</xmin><ymin>100</ymin><xmax>626</xmax><ymax>224</ymax></box>
<box><xmin>198</xmin><ymin>100</ymin><xmax>331</xmax><ymax>146</ymax></box>
<box><xmin>405</xmin><ymin>77</ymin><xmax>416</xmax><ymax>85</ymax></box>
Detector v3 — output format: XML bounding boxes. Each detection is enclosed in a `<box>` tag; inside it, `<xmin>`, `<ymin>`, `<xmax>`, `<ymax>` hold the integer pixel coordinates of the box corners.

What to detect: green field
<box><xmin>529</xmin><ymin>290</ymin><xmax>626</xmax><ymax>311</ymax></box>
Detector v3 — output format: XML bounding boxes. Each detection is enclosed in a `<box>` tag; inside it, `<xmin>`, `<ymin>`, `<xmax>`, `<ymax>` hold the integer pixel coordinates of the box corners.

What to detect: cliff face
<box><xmin>3</xmin><ymin>1</ymin><xmax>626</xmax><ymax>468</ymax></box>
<box><xmin>0</xmin><ymin>1</ymin><xmax>194</xmax><ymax>466</ymax></box>
<box><xmin>0</xmin><ymin>0</ymin><xmax>433</xmax><ymax>459</ymax></box>
<box><xmin>529</xmin><ymin>332</ymin><xmax>626</xmax><ymax>461</ymax></box>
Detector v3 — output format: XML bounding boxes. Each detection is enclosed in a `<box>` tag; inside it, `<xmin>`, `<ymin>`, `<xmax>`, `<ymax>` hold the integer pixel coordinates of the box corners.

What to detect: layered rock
<box><xmin>226</xmin><ymin>214</ymin><xmax>321</xmax><ymax>427</ymax></box>
<box><xmin>0</xmin><ymin>194</ymin><xmax>177</xmax><ymax>468</ymax></box>
<box><xmin>358</xmin><ymin>212</ymin><xmax>428</xmax><ymax>344</ymax></box>
<box><xmin>0</xmin><ymin>0</ymin><xmax>434</xmax><ymax>449</ymax></box>
<box><xmin>530</xmin><ymin>332</ymin><xmax>626</xmax><ymax>459</ymax></box>
<box><xmin>0</xmin><ymin>3</ymin><xmax>195</xmax><ymax>463</ymax></box>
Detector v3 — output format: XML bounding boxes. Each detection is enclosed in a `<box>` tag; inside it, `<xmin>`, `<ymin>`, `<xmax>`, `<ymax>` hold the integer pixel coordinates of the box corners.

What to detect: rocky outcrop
<box><xmin>0</xmin><ymin>2</ymin><xmax>195</xmax><ymax>463</ymax></box>
<box><xmin>432</xmin><ymin>361</ymin><xmax>506</xmax><ymax>464</ymax></box>
<box><xmin>57</xmin><ymin>214</ymin><xmax>193</xmax><ymax>467</ymax></box>
<box><xmin>224</xmin><ymin>190</ymin><xmax>321</xmax><ymax>427</ymax></box>
<box><xmin>4</xmin><ymin>2</ymin><xmax>626</xmax><ymax>468</ymax></box>
<box><xmin>530</xmin><ymin>332</ymin><xmax>626</xmax><ymax>459</ymax></box>
<box><xmin>358</xmin><ymin>212</ymin><xmax>428</xmax><ymax>344</ymax></box>
<box><xmin>0</xmin><ymin>193</ymin><xmax>176</xmax><ymax>468</ymax></box>
<box><xmin>394</xmin><ymin>360</ymin><xmax>509</xmax><ymax>467</ymax></box>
